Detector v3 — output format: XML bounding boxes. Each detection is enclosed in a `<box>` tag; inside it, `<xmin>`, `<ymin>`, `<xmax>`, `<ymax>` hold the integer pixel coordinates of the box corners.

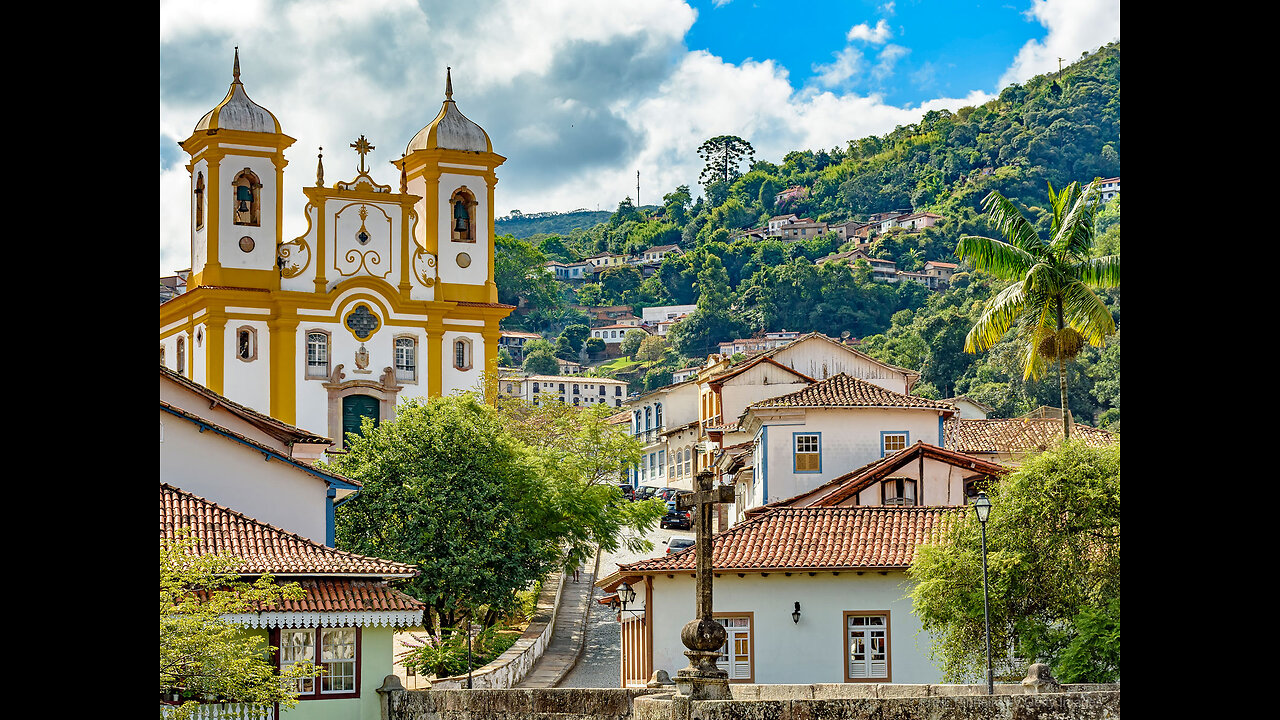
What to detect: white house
<box><xmin>160</xmin><ymin>366</ymin><xmax>359</xmax><ymax>546</ymax></box>
<box><xmin>942</xmin><ymin>396</ymin><xmax>993</xmax><ymax>420</ymax></box>
<box><xmin>641</xmin><ymin>304</ymin><xmax>698</xmax><ymax>325</ymax></box>
<box><xmin>598</xmin><ymin>505</ymin><xmax>957</xmax><ymax>687</ymax></box>
<box><xmin>501</xmin><ymin>374</ymin><xmax>628</xmax><ymax>408</ymax></box>
<box><xmin>640</xmin><ymin>244</ymin><xmax>682</xmax><ymax>264</ymax></box>
<box><xmin>628</xmin><ymin>380</ymin><xmax>700</xmax><ymax>489</ymax></box>
<box><xmin>1098</xmin><ymin>177</ymin><xmax>1120</xmax><ymax>203</ymax></box>
<box><xmin>734</xmin><ymin>373</ymin><xmax>956</xmax><ymax>515</ymax></box>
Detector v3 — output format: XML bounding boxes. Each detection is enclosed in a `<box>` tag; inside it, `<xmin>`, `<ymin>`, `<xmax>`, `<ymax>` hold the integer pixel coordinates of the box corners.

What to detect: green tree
<box><xmin>635</xmin><ymin>334</ymin><xmax>666</xmax><ymax>362</ymax></box>
<box><xmin>698</xmin><ymin>135</ymin><xmax>756</xmax><ymax>187</ymax></box>
<box><xmin>559</xmin><ymin>323</ymin><xmax>590</xmax><ymax>355</ymax></box>
<box><xmin>910</xmin><ymin>440</ymin><xmax>1120</xmax><ymax>683</ymax></box>
<box><xmin>161</xmin><ymin>534</ymin><xmax>318</xmax><ymax>717</ymax></box>
<box><xmin>497</xmin><ymin>346</ymin><xmax>514</xmax><ymax>367</ymax></box>
<box><xmin>584</xmin><ymin>336</ymin><xmax>606</xmax><ymax>358</ymax></box>
<box><xmin>620</xmin><ymin>329</ymin><xmax>648</xmax><ymax>356</ymax></box>
<box><xmin>523</xmin><ymin>350</ymin><xmax>560</xmax><ymax>375</ymax></box>
<box><xmin>956</xmin><ymin>180</ymin><xmax>1119</xmax><ymax>439</ymax></box>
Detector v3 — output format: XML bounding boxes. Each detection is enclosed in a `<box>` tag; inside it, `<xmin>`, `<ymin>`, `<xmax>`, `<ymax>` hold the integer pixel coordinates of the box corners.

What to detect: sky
<box><xmin>159</xmin><ymin>0</ymin><xmax>1120</xmax><ymax>275</ymax></box>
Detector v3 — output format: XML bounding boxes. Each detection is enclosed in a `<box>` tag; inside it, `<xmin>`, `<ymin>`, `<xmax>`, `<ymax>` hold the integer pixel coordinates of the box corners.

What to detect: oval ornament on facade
<box><xmin>239</xmin><ymin>236</ymin><xmax>255</xmax><ymax>253</ymax></box>
<box><xmin>456</xmin><ymin>252</ymin><xmax>472</xmax><ymax>268</ymax></box>
<box><xmin>343</xmin><ymin>303</ymin><xmax>381</xmax><ymax>341</ymax></box>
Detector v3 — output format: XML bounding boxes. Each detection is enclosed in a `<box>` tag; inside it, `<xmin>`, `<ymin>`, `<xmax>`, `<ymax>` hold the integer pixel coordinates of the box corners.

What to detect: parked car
<box><xmin>635</xmin><ymin>485</ymin><xmax>661</xmax><ymax>502</ymax></box>
<box><xmin>660</xmin><ymin>506</ymin><xmax>691</xmax><ymax>530</ymax></box>
<box><xmin>654</xmin><ymin>487</ymin><xmax>679</xmax><ymax>503</ymax></box>
<box><xmin>664</xmin><ymin>537</ymin><xmax>695</xmax><ymax>555</ymax></box>
<box><xmin>615</xmin><ymin>484</ymin><xmax>635</xmax><ymax>501</ymax></box>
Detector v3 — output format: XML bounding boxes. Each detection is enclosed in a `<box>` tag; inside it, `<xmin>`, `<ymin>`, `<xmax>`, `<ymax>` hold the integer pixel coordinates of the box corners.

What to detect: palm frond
<box><xmin>1075</xmin><ymin>255</ymin><xmax>1120</xmax><ymax>288</ymax></box>
<box><xmin>1050</xmin><ymin>180</ymin><xmax>1100</xmax><ymax>258</ymax></box>
<box><xmin>980</xmin><ymin>191</ymin><xmax>1045</xmax><ymax>256</ymax></box>
<box><xmin>1061</xmin><ymin>282</ymin><xmax>1116</xmax><ymax>347</ymax></box>
<box><xmin>955</xmin><ymin>235</ymin><xmax>1035</xmax><ymax>280</ymax></box>
<box><xmin>963</xmin><ymin>281</ymin><xmax>1026</xmax><ymax>353</ymax></box>
<box><xmin>1021</xmin><ymin>335</ymin><xmax>1053</xmax><ymax>380</ymax></box>
<box><xmin>1023</xmin><ymin>261</ymin><xmax>1067</xmax><ymax>297</ymax></box>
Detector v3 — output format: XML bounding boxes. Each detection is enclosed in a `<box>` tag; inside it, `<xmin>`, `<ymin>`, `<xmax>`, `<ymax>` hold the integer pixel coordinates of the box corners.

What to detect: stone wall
<box><xmin>427</xmin><ymin>571</ymin><xmax>568</xmax><ymax>690</ymax></box>
<box><xmin>380</xmin><ymin>684</ymin><xmax>1119</xmax><ymax>720</ymax></box>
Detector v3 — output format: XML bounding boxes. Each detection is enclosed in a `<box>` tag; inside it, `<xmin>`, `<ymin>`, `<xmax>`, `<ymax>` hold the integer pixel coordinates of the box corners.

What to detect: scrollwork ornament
<box><xmin>412</xmin><ymin>247</ymin><xmax>438</xmax><ymax>288</ymax></box>
<box><xmin>277</xmin><ymin>235</ymin><xmax>311</xmax><ymax>278</ymax></box>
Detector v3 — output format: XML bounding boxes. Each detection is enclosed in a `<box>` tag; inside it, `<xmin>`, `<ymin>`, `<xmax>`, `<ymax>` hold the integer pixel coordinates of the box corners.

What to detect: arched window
<box><xmin>236</xmin><ymin>326</ymin><xmax>258</xmax><ymax>362</ymax></box>
<box><xmin>176</xmin><ymin>336</ymin><xmax>186</xmax><ymax>376</ymax></box>
<box><xmin>453</xmin><ymin>338</ymin><xmax>473</xmax><ymax>371</ymax></box>
<box><xmin>194</xmin><ymin>172</ymin><xmax>205</xmax><ymax>230</ymax></box>
<box><xmin>449</xmin><ymin>188</ymin><xmax>477</xmax><ymax>242</ymax></box>
<box><xmin>160</xmin><ymin>345</ymin><xmax>165</xmax><ymax>366</ymax></box>
<box><xmin>232</xmin><ymin>168</ymin><xmax>262</xmax><ymax>227</ymax></box>
<box><xmin>655</xmin><ymin>403</ymin><xmax>663</xmax><ymax>428</ymax></box>
<box><xmin>645</xmin><ymin>406</ymin><xmax>652</xmax><ymax>431</ymax></box>
<box><xmin>395</xmin><ymin>336</ymin><xmax>417</xmax><ymax>382</ymax></box>
<box><xmin>306</xmin><ymin>331</ymin><xmax>330</xmax><ymax>379</ymax></box>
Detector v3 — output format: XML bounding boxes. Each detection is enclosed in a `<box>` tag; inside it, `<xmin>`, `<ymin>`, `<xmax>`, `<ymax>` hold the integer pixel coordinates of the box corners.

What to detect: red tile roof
<box><xmin>253</xmin><ymin>578</ymin><xmax>424</xmax><ymax>613</ymax></box>
<box><xmin>619</xmin><ymin>506</ymin><xmax>957</xmax><ymax>572</ymax></box>
<box><xmin>943</xmin><ymin>418</ymin><xmax>1117</xmax><ymax>454</ymax></box>
<box><xmin>161</xmin><ymin>484</ymin><xmax>416</xmax><ymax>577</ymax></box>
<box><xmin>747</xmin><ymin>373</ymin><xmax>954</xmax><ymax>412</ymax></box>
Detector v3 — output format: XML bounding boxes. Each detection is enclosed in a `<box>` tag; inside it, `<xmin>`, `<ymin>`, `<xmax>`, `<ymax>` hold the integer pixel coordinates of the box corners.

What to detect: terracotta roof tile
<box><xmin>162</xmin><ymin>366</ymin><xmax>333</xmax><ymax>446</ymax></box>
<box><xmin>944</xmin><ymin>418</ymin><xmax>1116</xmax><ymax>454</ymax></box>
<box><xmin>748</xmin><ymin>373</ymin><xmax>954</xmax><ymax>411</ymax></box>
<box><xmin>161</xmin><ymin>484</ymin><xmax>416</xmax><ymax>576</ymax></box>
<box><xmin>620</xmin><ymin>506</ymin><xmax>957</xmax><ymax>572</ymax></box>
<box><xmin>255</xmin><ymin>578</ymin><xmax>425</xmax><ymax>613</ymax></box>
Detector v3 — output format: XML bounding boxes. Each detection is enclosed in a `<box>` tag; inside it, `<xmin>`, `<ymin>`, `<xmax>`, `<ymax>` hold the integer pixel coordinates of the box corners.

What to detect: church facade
<box><xmin>160</xmin><ymin>53</ymin><xmax>513</xmax><ymax>447</ymax></box>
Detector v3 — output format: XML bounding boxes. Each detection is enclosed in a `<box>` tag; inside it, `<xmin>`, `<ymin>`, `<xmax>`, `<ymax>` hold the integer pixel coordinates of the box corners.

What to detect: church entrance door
<box><xmin>342</xmin><ymin>394</ymin><xmax>380</xmax><ymax>441</ymax></box>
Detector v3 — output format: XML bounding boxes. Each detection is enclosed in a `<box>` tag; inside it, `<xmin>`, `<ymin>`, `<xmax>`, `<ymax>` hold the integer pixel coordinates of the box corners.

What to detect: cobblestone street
<box><xmin>557</xmin><ymin>519</ymin><xmax>694</xmax><ymax>688</ymax></box>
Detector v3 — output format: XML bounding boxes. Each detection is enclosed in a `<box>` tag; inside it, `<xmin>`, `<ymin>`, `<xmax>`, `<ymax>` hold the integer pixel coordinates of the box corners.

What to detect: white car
<box><xmin>664</xmin><ymin>537</ymin><xmax>695</xmax><ymax>555</ymax></box>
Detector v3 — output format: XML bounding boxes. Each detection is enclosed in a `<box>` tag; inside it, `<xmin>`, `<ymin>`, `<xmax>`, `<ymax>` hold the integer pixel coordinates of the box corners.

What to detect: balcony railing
<box><xmin>160</xmin><ymin>702</ymin><xmax>276</xmax><ymax>719</ymax></box>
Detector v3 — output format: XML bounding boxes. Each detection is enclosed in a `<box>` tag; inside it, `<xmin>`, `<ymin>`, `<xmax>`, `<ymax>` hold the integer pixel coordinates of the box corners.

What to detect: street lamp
<box><xmin>791</xmin><ymin>601</ymin><xmax>801</xmax><ymax>624</ymax></box>
<box><xmin>973</xmin><ymin>492</ymin><xmax>993</xmax><ymax>695</ymax></box>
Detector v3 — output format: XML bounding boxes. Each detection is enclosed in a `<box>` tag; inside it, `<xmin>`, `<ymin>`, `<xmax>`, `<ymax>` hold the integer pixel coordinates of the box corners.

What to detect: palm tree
<box><xmin>956</xmin><ymin>180</ymin><xmax>1120</xmax><ymax>440</ymax></box>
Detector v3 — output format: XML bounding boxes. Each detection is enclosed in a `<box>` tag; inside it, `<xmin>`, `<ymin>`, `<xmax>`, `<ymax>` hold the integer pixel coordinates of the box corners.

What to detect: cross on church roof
<box><xmin>351</xmin><ymin>135</ymin><xmax>375</xmax><ymax>174</ymax></box>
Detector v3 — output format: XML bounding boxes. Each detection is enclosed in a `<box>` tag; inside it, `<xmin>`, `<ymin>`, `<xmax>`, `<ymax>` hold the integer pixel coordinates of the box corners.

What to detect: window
<box><xmin>655</xmin><ymin>403</ymin><xmax>663</xmax><ymax>428</ymax></box>
<box><xmin>558</xmin><ymin>383</ymin><xmax>565</xmax><ymax>393</ymax></box>
<box><xmin>194</xmin><ymin>172</ymin><xmax>205</xmax><ymax>230</ymax></box>
<box><xmin>599</xmin><ymin>385</ymin><xmax>606</xmax><ymax>396</ymax></box>
<box><xmin>231</xmin><ymin>168</ymin><xmax>261</xmax><ymax>226</ymax></box>
<box><xmin>532</xmin><ymin>383</ymin><xmax>540</xmax><ymax>393</ymax></box>
<box><xmin>844</xmin><ymin>612</ymin><xmax>890</xmax><ymax>681</ymax></box>
<box><xmin>306</xmin><ymin>331</ymin><xmax>329</xmax><ymax>379</ymax></box>
<box><xmin>573</xmin><ymin>384</ymin><xmax>580</xmax><ymax>394</ymax></box>
<box><xmin>794</xmin><ymin>433</ymin><xmax>821</xmax><ymax>473</ymax></box>
<box><xmin>236</xmin><ymin>326</ymin><xmax>257</xmax><ymax>362</ymax></box>
<box><xmin>176</xmin><ymin>336</ymin><xmax>186</xmax><ymax>376</ymax></box>
<box><xmin>160</xmin><ymin>345</ymin><xmax>165</xmax><ymax>366</ymax></box>
<box><xmin>279</xmin><ymin>627</ymin><xmax>360</xmax><ymax>698</ymax></box>
<box><xmin>714</xmin><ymin>615</ymin><xmax>754</xmax><ymax>681</ymax></box>
<box><xmin>454</xmin><ymin>338</ymin><xmax>472</xmax><ymax>371</ymax></box>
<box><xmin>881</xmin><ymin>432</ymin><xmax>908</xmax><ymax>457</ymax></box>
<box><xmin>881</xmin><ymin>478</ymin><xmax>917</xmax><ymax>506</ymax></box>
<box><xmin>450</xmin><ymin>187</ymin><xmax>476</xmax><ymax>242</ymax></box>
<box><xmin>683</xmin><ymin>448</ymin><xmax>691</xmax><ymax>477</ymax></box>
<box><xmin>395</xmin><ymin>337</ymin><xmax>417</xmax><ymax>382</ymax></box>
<box><xmin>658</xmin><ymin>450</ymin><xmax>665</xmax><ymax>477</ymax></box>
<box><xmin>615</xmin><ymin>386</ymin><xmax>621</xmax><ymax>396</ymax></box>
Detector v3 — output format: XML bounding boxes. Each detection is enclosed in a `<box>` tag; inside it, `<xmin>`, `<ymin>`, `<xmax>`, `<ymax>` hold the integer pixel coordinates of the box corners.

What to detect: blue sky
<box><xmin>159</xmin><ymin>0</ymin><xmax>1119</xmax><ymax>274</ymax></box>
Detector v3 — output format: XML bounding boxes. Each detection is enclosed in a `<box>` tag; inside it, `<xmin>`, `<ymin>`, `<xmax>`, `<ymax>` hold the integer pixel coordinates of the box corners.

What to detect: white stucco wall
<box><xmin>160</xmin><ymin>408</ymin><xmax>329</xmax><ymax>542</ymax></box>
<box><xmin>757</xmin><ymin>409</ymin><xmax>945</xmax><ymax>507</ymax></box>
<box><xmin>769</xmin><ymin>340</ymin><xmax>910</xmax><ymax>393</ymax></box>
<box><xmin>191</xmin><ymin>158</ymin><xmax>209</xmax><ymax>272</ymax></box>
<box><xmin>437</xmin><ymin>172</ymin><xmax>489</xmax><ymax>286</ymax></box>
<box><xmin>222</xmin><ymin>319</ymin><xmax>271</xmax><ymax>415</ymax></box>
<box><xmin>644</xmin><ymin>572</ymin><xmax>939</xmax><ymax>685</ymax></box>
<box><xmin>441</xmin><ymin>330</ymin><xmax>484</xmax><ymax>395</ymax></box>
<box><xmin>217</xmin><ymin>153</ymin><xmax>279</xmax><ymax>272</ymax></box>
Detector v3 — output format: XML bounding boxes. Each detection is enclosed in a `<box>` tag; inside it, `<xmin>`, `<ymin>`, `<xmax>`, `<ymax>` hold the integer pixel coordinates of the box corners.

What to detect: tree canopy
<box><xmin>909</xmin><ymin>440</ymin><xmax>1120</xmax><ymax>683</ymax></box>
<box><xmin>698</xmin><ymin>135</ymin><xmax>756</xmax><ymax>187</ymax></box>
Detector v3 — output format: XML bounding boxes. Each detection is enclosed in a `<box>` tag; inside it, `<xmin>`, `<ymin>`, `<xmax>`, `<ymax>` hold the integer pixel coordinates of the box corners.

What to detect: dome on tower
<box><xmin>194</xmin><ymin>49</ymin><xmax>282</xmax><ymax>134</ymax></box>
<box><xmin>405</xmin><ymin>68</ymin><xmax>492</xmax><ymax>154</ymax></box>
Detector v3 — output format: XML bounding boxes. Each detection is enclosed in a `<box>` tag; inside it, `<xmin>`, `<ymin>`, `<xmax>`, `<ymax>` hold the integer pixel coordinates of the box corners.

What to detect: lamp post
<box><xmin>973</xmin><ymin>492</ymin><xmax>993</xmax><ymax>695</ymax></box>
<box><xmin>465</xmin><ymin>608</ymin><xmax>473</xmax><ymax>690</ymax></box>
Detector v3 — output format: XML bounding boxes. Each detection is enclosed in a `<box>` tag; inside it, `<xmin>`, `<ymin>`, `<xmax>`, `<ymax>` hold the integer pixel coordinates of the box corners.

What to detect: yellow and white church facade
<box><xmin>160</xmin><ymin>53</ymin><xmax>513</xmax><ymax>448</ymax></box>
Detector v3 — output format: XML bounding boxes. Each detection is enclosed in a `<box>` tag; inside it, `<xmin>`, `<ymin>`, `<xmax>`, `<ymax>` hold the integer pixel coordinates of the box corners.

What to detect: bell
<box><xmin>238</xmin><ymin>200</ymin><xmax>249</xmax><ymax>212</ymax></box>
<box><xmin>453</xmin><ymin>201</ymin><xmax>469</xmax><ymax>231</ymax></box>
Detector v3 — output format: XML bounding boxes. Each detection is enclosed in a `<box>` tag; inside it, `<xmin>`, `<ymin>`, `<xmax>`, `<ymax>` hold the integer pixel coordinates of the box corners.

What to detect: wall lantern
<box><xmin>792</xmin><ymin>601</ymin><xmax>802</xmax><ymax>624</ymax></box>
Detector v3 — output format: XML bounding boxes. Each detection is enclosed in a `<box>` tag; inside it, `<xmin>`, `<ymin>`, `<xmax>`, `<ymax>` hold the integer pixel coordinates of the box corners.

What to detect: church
<box><xmin>159</xmin><ymin>52</ymin><xmax>513</xmax><ymax>448</ymax></box>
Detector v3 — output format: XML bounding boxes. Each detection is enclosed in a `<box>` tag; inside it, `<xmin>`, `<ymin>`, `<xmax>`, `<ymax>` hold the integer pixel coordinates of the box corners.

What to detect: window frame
<box><xmin>453</xmin><ymin>337</ymin><xmax>473</xmax><ymax>371</ymax></box>
<box><xmin>176</xmin><ymin>336</ymin><xmax>186</xmax><ymax>376</ymax></box>
<box><xmin>793</xmin><ymin>432</ymin><xmax>822</xmax><ymax>473</ymax></box>
<box><xmin>231</xmin><ymin>168</ymin><xmax>262</xmax><ymax>227</ymax></box>
<box><xmin>712</xmin><ymin>612</ymin><xmax>755</xmax><ymax>682</ymax></box>
<box><xmin>880</xmin><ymin>477</ymin><xmax>917</xmax><ymax>506</ymax></box>
<box><xmin>880</xmin><ymin>431</ymin><xmax>909</xmax><ymax>457</ymax></box>
<box><xmin>273</xmin><ymin>626</ymin><xmax>362</xmax><ymax>700</ymax></box>
<box><xmin>842</xmin><ymin>611</ymin><xmax>891</xmax><ymax>683</ymax></box>
<box><xmin>449</xmin><ymin>187</ymin><xmax>478</xmax><ymax>243</ymax></box>
<box><xmin>235</xmin><ymin>325</ymin><xmax>258</xmax><ymax>362</ymax></box>
<box><xmin>394</xmin><ymin>334</ymin><xmax>418</xmax><ymax>383</ymax></box>
<box><xmin>306</xmin><ymin>330</ymin><xmax>331</xmax><ymax>380</ymax></box>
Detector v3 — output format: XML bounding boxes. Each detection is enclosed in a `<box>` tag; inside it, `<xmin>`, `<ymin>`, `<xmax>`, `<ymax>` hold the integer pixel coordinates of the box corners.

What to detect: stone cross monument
<box><xmin>672</xmin><ymin>469</ymin><xmax>735</xmax><ymax>699</ymax></box>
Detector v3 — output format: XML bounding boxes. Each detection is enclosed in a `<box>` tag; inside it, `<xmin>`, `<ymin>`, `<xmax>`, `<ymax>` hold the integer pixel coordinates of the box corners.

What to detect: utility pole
<box><xmin>1057</xmin><ymin>57</ymin><xmax>1063</xmax><ymax>74</ymax></box>
<box><xmin>636</xmin><ymin>170</ymin><xmax>641</xmax><ymax>208</ymax></box>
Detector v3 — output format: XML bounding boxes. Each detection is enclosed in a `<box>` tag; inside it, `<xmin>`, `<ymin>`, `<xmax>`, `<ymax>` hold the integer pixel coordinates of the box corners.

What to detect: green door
<box><xmin>342</xmin><ymin>395</ymin><xmax>380</xmax><ymax>442</ymax></box>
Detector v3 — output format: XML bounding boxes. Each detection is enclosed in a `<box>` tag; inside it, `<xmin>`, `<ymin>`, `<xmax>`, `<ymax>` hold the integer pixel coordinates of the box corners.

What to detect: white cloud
<box><xmin>879</xmin><ymin>2</ymin><xmax>896</xmax><ymax>15</ymax></box>
<box><xmin>846</xmin><ymin>19</ymin><xmax>892</xmax><ymax>44</ymax></box>
<box><xmin>998</xmin><ymin>0</ymin><xmax>1120</xmax><ymax>89</ymax></box>
<box><xmin>812</xmin><ymin>46</ymin><xmax>864</xmax><ymax>88</ymax></box>
<box><xmin>872</xmin><ymin>44</ymin><xmax>910</xmax><ymax>82</ymax></box>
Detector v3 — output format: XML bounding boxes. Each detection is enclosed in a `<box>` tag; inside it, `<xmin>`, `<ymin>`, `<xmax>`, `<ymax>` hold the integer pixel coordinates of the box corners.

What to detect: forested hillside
<box><xmin>495</xmin><ymin>209</ymin><xmax>614</xmax><ymax>239</ymax></box>
<box><xmin>496</xmin><ymin>42</ymin><xmax>1120</xmax><ymax>429</ymax></box>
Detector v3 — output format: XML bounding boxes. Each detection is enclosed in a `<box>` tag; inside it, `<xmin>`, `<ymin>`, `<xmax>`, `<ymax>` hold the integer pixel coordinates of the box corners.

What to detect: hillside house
<box><xmin>640</xmin><ymin>244</ymin><xmax>682</xmax><ymax>264</ymax></box>
<box><xmin>498</xmin><ymin>330</ymin><xmax>542</xmax><ymax>365</ymax></box>
<box><xmin>500</xmin><ymin>374</ymin><xmax>628</xmax><ymax>408</ymax></box>
<box><xmin>1098</xmin><ymin>177</ymin><xmax>1120</xmax><ymax>203</ymax></box>
<box><xmin>779</xmin><ymin>219</ymin><xmax>829</xmax><ymax>241</ymax></box>
<box><xmin>774</xmin><ymin>186</ymin><xmax>808</xmax><ymax>205</ymax></box>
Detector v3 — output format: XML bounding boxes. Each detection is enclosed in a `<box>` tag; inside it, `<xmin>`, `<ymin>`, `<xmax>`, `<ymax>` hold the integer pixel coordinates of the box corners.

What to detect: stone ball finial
<box><xmin>681</xmin><ymin>617</ymin><xmax>727</xmax><ymax>653</ymax></box>
<box><xmin>1021</xmin><ymin>663</ymin><xmax>1062</xmax><ymax>693</ymax></box>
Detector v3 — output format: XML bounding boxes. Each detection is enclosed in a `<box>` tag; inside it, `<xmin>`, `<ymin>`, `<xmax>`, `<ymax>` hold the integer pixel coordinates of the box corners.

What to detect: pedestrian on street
<box><xmin>572</xmin><ymin>564</ymin><xmax>580</xmax><ymax>582</ymax></box>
